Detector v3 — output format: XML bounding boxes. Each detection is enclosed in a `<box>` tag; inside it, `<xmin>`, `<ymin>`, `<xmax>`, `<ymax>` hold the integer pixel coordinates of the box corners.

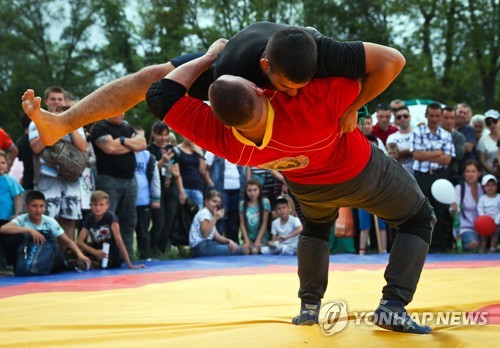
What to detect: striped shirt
<box><xmin>410</xmin><ymin>125</ymin><xmax>455</xmax><ymax>173</ymax></box>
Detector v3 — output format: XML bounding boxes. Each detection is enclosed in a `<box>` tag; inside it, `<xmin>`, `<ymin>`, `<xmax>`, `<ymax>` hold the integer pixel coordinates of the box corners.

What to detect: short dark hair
<box><xmin>265</xmin><ymin>28</ymin><xmax>317</xmax><ymax>84</ymax></box>
<box><xmin>205</xmin><ymin>189</ymin><xmax>222</xmax><ymax>202</ymax></box>
<box><xmin>376</xmin><ymin>103</ymin><xmax>391</xmax><ymax>112</ymax></box>
<box><xmin>394</xmin><ymin>106</ymin><xmax>409</xmax><ymax>113</ymax></box>
<box><xmin>426</xmin><ymin>103</ymin><xmax>442</xmax><ymax>115</ymax></box>
<box><xmin>19</xmin><ymin>112</ymin><xmax>31</xmax><ymax>129</ymax></box>
<box><xmin>366</xmin><ymin>134</ymin><xmax>378</xmax><ymax>144</ymax></box>
<box><xmin>26</xmin><ymin>190</ymin><xmax>46</xmax><ymax>204</ymax></box>
<box><xmin>43</xmin><ymin>86</ymin><xmax>66</xmax><ymax>101</ymax></box>
<box><xmin>151</xmin><ymin>120</ymin><xmax>169</xmax><ymax>135</ymax></box>
<box><xmin>442</xmin><ymin>106</ymin><xmax>454</xmax><ymax>113</ymax></box>
<box><xmin>208</xmin><ymin>78</ymin><xmax>257</xmax><ymax>127</ymax></box>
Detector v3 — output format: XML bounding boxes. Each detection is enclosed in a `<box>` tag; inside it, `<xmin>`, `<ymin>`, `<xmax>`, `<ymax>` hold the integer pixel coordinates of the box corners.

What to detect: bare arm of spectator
<box><xmin>29</xmin><ymin>138</ymin><xmax>46</xmax><ymax>155</ymax></box>
<box><xmin>173</xmin><ymin>163</ymin><xmax>186</xmax><ymax>204</ymax></box>
<box><xmin>70</xmin><ymin>130</ymin><xmax>88</xmax><ymax>152</ymax></box>
<box><xmin>7</xmin><ymin>144</ymin><xmax>18</xmax><ymax>170</ymax></box>
<box><xmin>59</xmin><ymin>231</ymin><xmax>91</xmax><ymax>268</ymax></box>
<box><xmin>94</xmin><ymin>135</ymin><xmax>134</xmax><ymax>155</ymax></box>
<box><xmin>433</xmin><ymin>154</ymin><xmax>452</xmax><ymax>165</ymax></box>
<box><xmin>110</xmin><ymin>221</ymin><xmax>145</xmax><ymax>269</ymax></box>
<box><xmin>478</xmin><ymin>150</ymin><xmax>496</xmax><ymax>175</ymax></box>
<box><xmin>413</xmin><ymin>150</ymin><xmax>443</xmax><ymax>162</ymax></box>
<box><xmin>77</xmin><ymin>227</ymin><xmax>106</xmax><ymax>260</ymax></box>
<box><xmin>122</xmin><ymin>134</ymin><xmax>147</xmax><ymax>152</ymax></box>
<box><xmin>464</xmin><ymin>142</ymin><xmax>474</xmax><ymax>153</ymax></box>
<box><xmin>0</xmin><ymin>222</ymin><xmax>46</xmax><ymax>244</ymax></box>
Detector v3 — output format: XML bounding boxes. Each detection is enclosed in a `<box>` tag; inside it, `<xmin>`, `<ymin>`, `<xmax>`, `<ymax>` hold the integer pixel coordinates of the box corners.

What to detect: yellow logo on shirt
<box><xmin>259</xmin><ymin>155</ymin><xmax>309</xmax><ymax>171</ymax></box>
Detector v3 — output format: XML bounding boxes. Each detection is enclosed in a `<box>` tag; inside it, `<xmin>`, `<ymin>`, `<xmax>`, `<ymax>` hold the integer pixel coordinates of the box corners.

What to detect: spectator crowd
<box><xmin>0</xmin><ymin>86</ymin><xmax>498</xmax><ymax>275</ymax></box>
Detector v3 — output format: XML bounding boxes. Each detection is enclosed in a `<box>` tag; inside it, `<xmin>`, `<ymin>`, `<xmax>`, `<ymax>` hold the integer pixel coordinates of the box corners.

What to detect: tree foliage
<box><xmin>0</xmin><ymin>0</ymin><xmax>498</xmax><ymax>140</ymax></box>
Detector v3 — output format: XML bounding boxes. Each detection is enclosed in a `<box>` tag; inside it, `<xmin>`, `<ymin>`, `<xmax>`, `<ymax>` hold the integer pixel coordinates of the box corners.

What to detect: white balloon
<box><xmin>431</xmin><ymin>179</ymin><xmax>456</xmax><ymax>204</ymax></box>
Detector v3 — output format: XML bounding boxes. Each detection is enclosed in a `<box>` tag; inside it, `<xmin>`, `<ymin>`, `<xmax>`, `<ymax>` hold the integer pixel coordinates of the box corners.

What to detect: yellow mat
<box><xmin>1</xmin><ymin>266</ymin><xmax>499</xmax><ymax>347</ymax></box>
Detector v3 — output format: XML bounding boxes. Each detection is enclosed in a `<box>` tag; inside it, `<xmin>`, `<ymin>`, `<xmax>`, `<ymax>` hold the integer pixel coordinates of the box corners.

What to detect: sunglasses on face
<box><xmin>486</xmin><ymin>118</ymin><xmax>497</xmax><ymax>126</ymax></box>
<box><xmin>396</xmin><ymin>114</ymin><xmax>410</xmax><ymax>120</ymax></box>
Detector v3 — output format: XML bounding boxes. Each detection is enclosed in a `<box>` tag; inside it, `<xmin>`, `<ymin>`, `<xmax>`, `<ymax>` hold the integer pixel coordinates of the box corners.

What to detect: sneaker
<box><xmin>291</xmin><ymin>301</ymin><xmax>320</xmax><ymax>325</ymax></box>
<box><xmin>371</xmin><ymin>299</ymin><xmax>432</xmax><ymax>334</ymax></box>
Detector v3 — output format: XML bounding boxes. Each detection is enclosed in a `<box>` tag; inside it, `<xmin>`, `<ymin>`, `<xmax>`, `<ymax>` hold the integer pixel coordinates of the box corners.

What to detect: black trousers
<box><xmin>286</xmin><ymin>145</ymin><xmax>435</xmax><ymax>305</ymax></box>
<box><xmin>414</xmin><ymin>169</ymin><xmax>452</xmax><ymax>251</ymax></box>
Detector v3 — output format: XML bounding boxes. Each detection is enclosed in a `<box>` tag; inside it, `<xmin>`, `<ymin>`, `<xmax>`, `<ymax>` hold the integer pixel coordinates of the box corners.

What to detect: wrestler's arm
<box><xmin>146</xmin><ymin>39</ymin><xmax>228</xmax><ymax>121</ymax></box>
<box><xmin>339</xmin><ymin>43</ymin><xmax>406</xmax><ymax>133</ymax></box>
<box><xmin>313</xmin><ymin>32</ymin><xmax>405</xmax><ymax>133</ymax></box>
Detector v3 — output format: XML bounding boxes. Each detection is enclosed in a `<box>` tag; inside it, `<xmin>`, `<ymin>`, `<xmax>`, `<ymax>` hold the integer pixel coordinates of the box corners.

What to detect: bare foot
<box><xmin>22</xmin><ymin>89</ymin><xmax>69</xmax><ymax>146</ymax></box>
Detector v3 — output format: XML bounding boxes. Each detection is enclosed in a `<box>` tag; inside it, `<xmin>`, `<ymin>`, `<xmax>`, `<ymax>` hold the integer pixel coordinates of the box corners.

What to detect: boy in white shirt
<box><xmin>261</xmin><ymin>196</ymin><xmax>303</xmax><ymax>255</ymax></box>
<box><xmin>477</xmin><ymin>174</ymin><xmax>500</xmax><ymax>253</ymax></box>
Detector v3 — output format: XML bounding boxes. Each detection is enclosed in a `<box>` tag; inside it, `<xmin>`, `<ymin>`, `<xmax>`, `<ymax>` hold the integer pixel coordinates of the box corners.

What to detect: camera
<box><xmin>165</xmin><ymin>144</ymin><xmax>174</xmax><ymax>152</ymax></box>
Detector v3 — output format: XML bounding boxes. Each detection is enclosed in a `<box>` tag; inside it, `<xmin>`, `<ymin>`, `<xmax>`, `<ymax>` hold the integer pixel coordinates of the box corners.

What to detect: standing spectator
<box><xmin>16</xmin><ymin>113</ymin><xmax>35</xmax><ymax>190</ymax></box>
<box><xmin>387</xmin><ymin>106</ymin><xmax>414</xmax><ymax>174</ymax></box>
<box><xmin>390</xmin><ymin>99</ymin><xmax>405</xmax><ymax>114</ymax></box>
<box><xmin>148</xmin><ymin>121</ymin><xmax>186</xmax><ymax>254</ymax></box>
<box><xmin>372</xmin><ymin>103</ymin><xmax>398</xmax><ymax>145</ymax></box>
<box><xmin>205</xmin><ymin>151</ymin><xmax>246</xmax><ymax>243</ymax></box>
<box><xmin>239</xmin><ymin>179</ymin><xmax>271</xmax><ymax>254</ymax></box>
<box><xmin>450</xmin><ymin>160</ymin><xmax>483</xmax><ymax>252</ymax></box>
<box><xmin>90</xmin><ymin>112</ymin><xmax>146</xmax><ymax>257</ymax></box>
<box><xmin>440</xmin><ymin>106</ymin><xmax>466</xmax><ymax>185</ymax></box>
<box><xmin>0</xmin><ymin>150</ymin><xmax>24</xmax><ymax>269</ymax></box>
<box><xmin>176</xmin><ymin>136</ymin><xmax>207</xmax><ymax>210</ymax></box>
<box><xmin>132</xmin><ymin>126</ymin><xmax>161</xmax><ymax>260</ymax></box>
<box><xmin>456</xmin><ymin>102</ymin><xmax>474</xmax><ymax>124</ymax></box>
<box><xmin>357</xmin><ymin>114</ymin><xmax>386</xmax><ymax>152</ymax></box>
<box><xmin>455</xmin><ymin>103</ymin><xmax>476</xmax><ymax>167</ymax></box>
<box><xmin>0</xmin><ymin>128</ymin><xmax>19</xmax><ymax>171</ymax></box>
<box><xmin>477</xmin><ymin>110</ymin><xmax>499</xmax><ymax>176</ymax></box>
<box><xmin>29</xmin><ymin>86</ymin><xmax>87</xmax><ymax>241</ymax></box>
<box><xmin>411</xmin><ymin>103</ymin><xmax>455</xmax><ymax>252</ymax></box>
<box><xmin>477</xmin><ymin>174</ymin><xmax>500</xmax><ymax>253</ymax></box>
<box><xmin>470</xmin><ymin>114</ymin><xmax>486</xmax><ymax>161</ymax></box>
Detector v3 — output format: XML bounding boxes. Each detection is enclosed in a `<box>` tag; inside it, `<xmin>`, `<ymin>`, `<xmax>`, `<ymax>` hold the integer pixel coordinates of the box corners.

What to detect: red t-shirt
<box><xmin>372</xmin><ymin>123</ymin><xmax>398</xmax><ymax>145</ymax></box>
<box><xmin>165</xmin><ymin>77</ymin><xmax>371</xmax><ymax>185</ymax></box>
<box><xmin>0</xmin><ymin>128</ymin><xmax>14</xmax><ymax>151</ymax></box>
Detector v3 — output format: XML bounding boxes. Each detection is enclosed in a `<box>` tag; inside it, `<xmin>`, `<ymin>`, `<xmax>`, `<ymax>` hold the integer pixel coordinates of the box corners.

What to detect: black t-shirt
<box><xmin>90</xmin><ymin>121</ymin><xmax>136</xmax><ymax>179</ymax></box>
<box><xmin>16</xmin><ymin>134</ymin><xmax>34</xmax><ymax>189</ymax></box>
<box><xmin>82</xmin><ymin>211</ymin><xmax>119</xmax><ymax>247</ymax></box>
<box><xmin>170</xmin><ymin>21</ymin><xmax>365</xmax><ymax>100</ymax></box>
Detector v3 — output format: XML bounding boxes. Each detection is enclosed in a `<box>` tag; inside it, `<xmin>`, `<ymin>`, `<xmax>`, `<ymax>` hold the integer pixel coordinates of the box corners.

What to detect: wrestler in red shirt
<box><xmin>164</xmin><ymin>78</ymin><xmax>370</xmax><ymax>185</ymax></box>
<box><xmin>146</xmin><ymin>37</ymin><xmax>434</xmax><ymax>335</ymax></box>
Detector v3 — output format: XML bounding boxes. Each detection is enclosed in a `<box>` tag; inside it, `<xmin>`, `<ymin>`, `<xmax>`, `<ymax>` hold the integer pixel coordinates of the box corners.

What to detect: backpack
<box><xmin>41</xmin><ymin>139</ymin><xmax>88</xmax><ymax>182</ymax></box>
<box><xmin>15</xmin><ymin>231</ymin><xmax>60</xmax><ymax>276</ymax></box>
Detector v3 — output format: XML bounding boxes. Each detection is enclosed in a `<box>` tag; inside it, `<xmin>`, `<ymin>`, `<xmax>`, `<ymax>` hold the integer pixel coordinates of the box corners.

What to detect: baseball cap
<box><xmin>481</xmin><ymin>174</ymin><xmax>498</xmax><ymax>186</ymax></box>
<box><xmin>484</xmin><ymin>109</ymin><xmax>499</xmax><ymax>120</ymax></box>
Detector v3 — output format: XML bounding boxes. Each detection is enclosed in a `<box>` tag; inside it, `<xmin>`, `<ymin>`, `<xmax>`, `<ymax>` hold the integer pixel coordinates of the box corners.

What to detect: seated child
<box><xmin>76</xmin><ymin>190</ymin><xmax>145</xmax><ymax>269</ymax></box>
<box><xmin>240</xmin><ymin>179</ymin><xmax>271</xmax><ymax>255</ymax></box>
<box><xmin>190</xmin><ymin>190</ymin><xmax>242</xmax><ymax>257</ymax></box>
<box><xmin>477</xmin><ymin>174</ymin><xmax>500</xmax><ymax>253</ymax></box>
<box><xmin>0</xmin><ymin>190</ymin><xmax>90</xmax><ymax>273</ymax></box>
<box><xmin>261</xmin><ymin>195</ymin><xmax>303</xmax><ymax>255</ymax></box>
